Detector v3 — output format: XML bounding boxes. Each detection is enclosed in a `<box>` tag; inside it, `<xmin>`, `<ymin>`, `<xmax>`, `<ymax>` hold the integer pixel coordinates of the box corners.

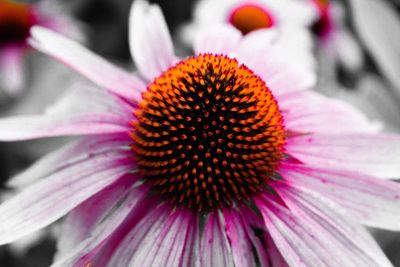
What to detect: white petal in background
<box><xmin>0</xmin><ymin>47</ymin><xmax>25</xmax><ymax>97</ymax></box>
<box><xmin>334</xmin><ymin>75</ymin><xmax>400</xmax><ymax>133</ymax></box>
<box><xmin>349</xmin><ymin>0</ymin><xmax>400</xmax><ymax>99</ymax></box>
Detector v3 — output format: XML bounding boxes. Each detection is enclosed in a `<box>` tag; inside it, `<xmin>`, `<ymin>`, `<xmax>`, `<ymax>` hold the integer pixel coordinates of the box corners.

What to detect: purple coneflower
<box><xmin>0</xmin><ymin>1</ymin><xmax>400</xmax><ymax>266</ymax></box>
<box><xmin>180</xmin><ymin>0</ymin><xmax>316</xmax><ymax>51</ymax></box>
<box><xmin>310</xmin><ymin>0</ymin><xmax>365</xmax><ymax>76</ymax></box>
<box><xmin>0</xmin><ymin>0</ymin><xmax>80</xmax><ymax>95</ymax></box>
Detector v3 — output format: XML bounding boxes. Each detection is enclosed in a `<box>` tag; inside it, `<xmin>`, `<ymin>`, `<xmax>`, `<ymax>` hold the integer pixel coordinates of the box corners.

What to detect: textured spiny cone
<box><xmin>0</xmin><ymin>0</ymin><xmax>36</xmax><ymax>45</ymax></box>
<box><xmin>131</xmin><ymin>54</ymin><xmax>285</xmax><ymax>211</ymax></box>
<box><xmin>229</xmin><ymin>3</ymin><xmax>274</xmax><ymax>35</ymax></box>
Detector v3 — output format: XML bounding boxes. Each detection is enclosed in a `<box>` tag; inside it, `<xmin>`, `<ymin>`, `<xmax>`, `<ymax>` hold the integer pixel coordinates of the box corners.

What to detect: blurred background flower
<box><xmin>0</xmin><ymin>0</ymin><xmax>82</xmax><ymax>100</ymax></box>
<box><xmin>179</xmin><ymin>0</ymin><xmax>316</xmax><ymax>47</ymax></box>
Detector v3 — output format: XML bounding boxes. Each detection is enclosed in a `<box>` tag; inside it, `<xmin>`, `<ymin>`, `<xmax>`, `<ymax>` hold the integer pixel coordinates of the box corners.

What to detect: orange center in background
<box><xmin>0</xmin><ymin>0</ymin><xmax>36</xmax><ymax>46</ymax></box>
<box><xmin>229</xmin><ymin>4</ymin><xmax>274</xmax><ymax>35</ymax></box>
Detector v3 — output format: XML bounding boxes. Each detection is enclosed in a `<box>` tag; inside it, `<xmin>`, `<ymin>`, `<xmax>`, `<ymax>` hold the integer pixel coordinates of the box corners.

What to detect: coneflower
<box><xmin>0</xmin><ymin>1</ymin><xmax>399</xmax><ymax>266</ymax></box>
<box><xmin>0</xmin><ymin>0</ymin><xmax>80</xmax><ymax>95</ymax></box>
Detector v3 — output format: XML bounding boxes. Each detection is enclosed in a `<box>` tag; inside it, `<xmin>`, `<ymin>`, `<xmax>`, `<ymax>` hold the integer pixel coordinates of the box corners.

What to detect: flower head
<box><xmin>180</xmin><ymin>0</ymin><xmax>316</xmax><ymax>46</ymax></box>
<box><xmin>0</xmin><ymin>1</ymin><xmax>399</xmax><ymax>266</ymax></box>
<box><xmin>132</xmin><ymin>53</ymin><xmax>285</xmax><ymax>211</ymax></box>
<box><xmin>0</xmin><ymin>0</ymin><xmax>80</xmax><ymax>95</ymax></box>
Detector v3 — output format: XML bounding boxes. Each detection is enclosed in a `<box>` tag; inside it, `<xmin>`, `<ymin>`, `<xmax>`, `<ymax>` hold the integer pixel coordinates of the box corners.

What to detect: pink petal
<box><xmin>238</xmin><ymin>209</ymin><xmax>274</xmax><ymax>267</ymax></box>
<box><xmin>129</xmin><ymin>0</ymin><xmax>176</xmax><ymax>81</ymax></box>
<box><xmin>194</xmin><ymin>25</ymin><xmax>242</xmax><ymax>55</ymax></box>
<box><xmin>265</xmin><ymin>232</ymin><xmax>290</xmax><ymax>267</ymax></box>
<box><xmin>0</xmin><ymin>46</ymin><xmax>25</xmax><ymax>95</ymax></box>
<box><xmin>223</xmin><ymin>208</ymin><xmax>267</xmax><ymax>267</ymax></box>
<box><xmin>257</xmin><ymin>199</ymin><xmax>324</xmax><ymax>267</ymax></box>
<box><xmin>0</xmin><ymin>85</ymin><xmax>133</xmax><ymax>141</ymax></box>
<box><xmin>236</xmin><ymin>207</ymin><xmax>289</xmax><ymax>267</ymax></box>
<box><xmin>52</xmin><ymin>186</ymin><xmax>149</xmax><ymax>267</ymax></box>
<box><xmin>0</xmin><ymin>115</ymin><xmax>128</xmax><ymax>141</ymax></box>
<box><xmin>269</xmin><ymin>0</ymin><xmax>317</xmax><ymax>26</ymax></box>
<box><xmin>108</xmin><ymin>208</ymin><xmax>196</xmax><ymax>267</ymax></box>
<box><xmin>265</xmin><ymin>27</ymin><xmax>315</xmax><ymax>70</ymax></box>
<box><xmin>56</xmin><ymin>173</ymin><xmax>138</xmax><ymax>258</ymax></box>
<box><xmin>87</xmin><ymin>196</ymin><xmax>161</xmax><ymax>267</ymax></box>
<box><xmin>256</xmin><ymin>193</ymin><xmax>392</xmax><ymax>267</ymax></box>
<box><xmin>282</xmin><ymin>91</ymin><xmax>381</xmax><ymax>134</ymax></box>
<box><xmin>233</xmin><ymin>30</ymin><xmax>316</xmax><ymax>100</ymax></box>
<box><xmin>223</xmin><ymin>210</ymin><xmax>255</xmax><ymax>267</ymax></box>
<box><xmin>286</xmin><ymin>133</ymin><xmax>400</xmax><ymax>179</ymax></box>
<box><xmin>271</xmin><ymin>183</ymin><xmax>393</xmax><ymax>266</ymax></box>
<box><xmin>199</xmin><ymin>212</ymin><xmax>234</xmax><ymax>267</ymax></box>
<box><xmin>29</xmin><ymin>26</ymin><xmax>145</xmax><ymax>101</ymax></box>
<box><xmin>279</xmin><ymin>163</ymin><xmax>400</xmax><ymax>230</ymax></box>
<box><xmin>0</xmin><ymin>150</ymin><xmax>134</xmax><ymax>245</ymax></box>
<box><xmin>8</xmin><ymin>133</ymin><xmax>131</xmax><ymax>188</ymax></box>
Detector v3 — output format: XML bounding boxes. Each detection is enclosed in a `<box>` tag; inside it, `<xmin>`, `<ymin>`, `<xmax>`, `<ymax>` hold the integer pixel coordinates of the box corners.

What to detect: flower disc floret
<box><xmin>132</xmin><ymin>54</ymin><xmax>286</xmax><ymax>211</ymax></box>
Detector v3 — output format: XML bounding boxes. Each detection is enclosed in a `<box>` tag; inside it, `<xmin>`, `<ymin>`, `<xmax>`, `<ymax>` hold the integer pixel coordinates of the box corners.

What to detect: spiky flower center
<box><xmin>0</xmin><ymin>0</ymin><xmax>36</xmax><ymax>46</ymax></box>
<box><xmin>228</xmin><ymin>3</ymin><xmax>274</xmax><ymax>35</ymax></box>
<box><xmin>132</xmin><ymin>54</ymin><xmax>285</xmax><ymax>211</ymax></box>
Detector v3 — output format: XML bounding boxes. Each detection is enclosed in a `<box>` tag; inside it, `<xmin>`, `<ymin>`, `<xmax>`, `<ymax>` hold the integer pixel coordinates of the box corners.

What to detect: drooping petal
<box><xmin>0</xmin><ymin>85</ymin><xmax>133</xmax><ymax>141</ymax></box>
<box><xmin>56</xmin><ymin>173</ymin><xmax>138</xmax><ymax>258</ymax></box>
<box><xmin>282</xmin><ymin>91</ymin><xmax>381</xmax><ymax>134</ymax></box>
<box><xmin>279</xmin><ymin>163</ymin><xmax>400</xmax><ymax>230</ymax></box>
<box><xmin>103</xmin><ymin>202</ymin><xmax>169</xmax><ymax>267</ymax></box>
<box><xmin>265</xmin><ymin>232</ymin><xmax>290</xmax><ymax>267</ymax></box>
<box><xmin>286</xmin><ymin>133</ymin><xmax>400</xmax><ymax>179</ymax></box>
<box><xmin>0</xmin><ymin>47</ymin><xmax>25</xmax><ymax>95</ymax></box>
<box><xmin>257</xmin><ymin>198</ymin><xmax>326</xmax><ymax>267</ymax></box>
<box><xmin>29</xmin><ymin>26</ymin><xmax>145</xmax><ymax>101</ymax></box>
<box><xmin>235</xmin><ymin>206</ymin><xmax>289</xmax><ymax>267</ymax></box>
<box><xmin>256</xmin><ymin>192</ymin><xmax>393</xmax><ymax>267</ymax></box>
<box><xmin>129</xmin><ymin>0</ymin><xmax>176</xmax><ymax>81</ymax></box>
<box><xmin>198</xmin><ymin>212</ymin><xmax>234</xmax><ymax>267</ymax></box>
<box><xmin>349</xmin><ymin>0</ymin><xmax>400</xmax><ymax>93</ymax></box>
<box><xmin>0</xmin><ymin>149</ymin><xmax>134</xmax><ymax>245</ymax></box>
<box><xmin>237</xmin><ymin>208</ymin><xmax>273</xmax><ymax>267</ymax></box>
<box><xmin>0</xmin><ymin>114</ymin><xmax>127</xmax><ymax>141</ymax></box>
<box><xmin>223</xmin><ymin>209</ymin><xmax>260</xmax><ymax>267</ymax></box>
<box><xmin>51</xmin><ymin>186</ymin><xmax>149</xmax><ymax>267</ymax></box>
<box><xmin>8</xmin><ymin>133</ymin><xmax>131</xmax><ymax>188</ymax></box>
<box><xmin>271</xmin><ymin>182</ymin><xmax>393</xmax><ymax>267</ymax></box>
<box><xmin>107</xmin><ymin>207</ymin><xmax>197</xmax><ymax>267</ymax></box>
<box><xmin>194</xmin><ymin>24</ymin><xmax>242</xmax><ymax>55</ymax></box>
<box><xmin>224</xmin><ymin>206</ymin><xmax>293</xmax><ymax>267</ymax></box>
